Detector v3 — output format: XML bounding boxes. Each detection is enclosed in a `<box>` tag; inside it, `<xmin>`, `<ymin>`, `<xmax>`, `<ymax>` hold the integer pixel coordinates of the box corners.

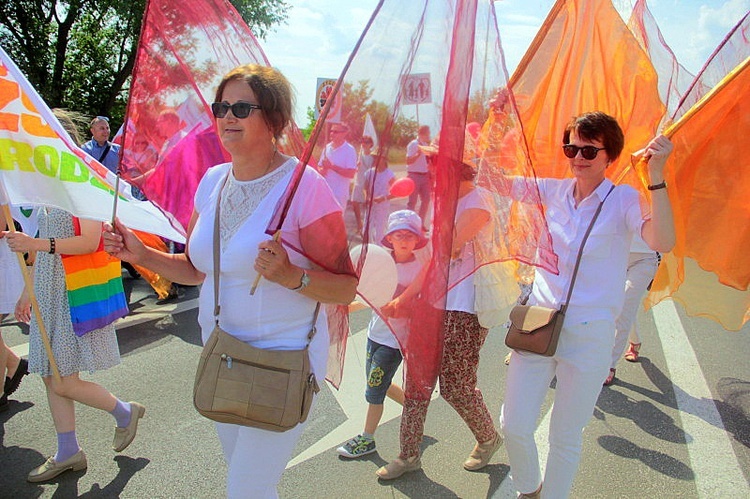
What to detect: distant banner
<box><xmin>0</xmin><ymin>46</ymin><xmax>185</xmax><ymax>242</ymax></box>
<box><xmin>315</xmin><ymin>78</ymin><xmax>342</xmax><ymax>122</ymax></box>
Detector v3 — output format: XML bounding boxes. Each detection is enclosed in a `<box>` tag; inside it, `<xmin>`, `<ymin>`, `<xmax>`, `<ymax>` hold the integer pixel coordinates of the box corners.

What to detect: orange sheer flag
<box><xmin>510</xmin><ymin>0</ymin><xmax>664</xmax><ymax>190</ymax></box>
<box><xmin>646</xmin><ymin>59</ymin><xmax>750</xmax><ymax>331</ymax></box>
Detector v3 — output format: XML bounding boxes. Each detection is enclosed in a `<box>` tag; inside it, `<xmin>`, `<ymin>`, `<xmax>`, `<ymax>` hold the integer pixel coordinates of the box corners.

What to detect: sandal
<box><xmin>603</xmin><ymin>368</ymin><xmax>616</xmax><ymax>386</ymax></box>
<box><xmin>624</xmin><ymin>342</ymin><xmax>641</xmax><ymax>362</ymax></box>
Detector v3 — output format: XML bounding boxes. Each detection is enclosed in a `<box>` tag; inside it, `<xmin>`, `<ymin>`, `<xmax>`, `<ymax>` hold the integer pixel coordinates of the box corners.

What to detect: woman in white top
<box><xmin>377</xmin><ymin>159</ymin><xmax>503</xmax><ymax>479</ymax></box>
<box><xmin>104</xmin><ymin>64</ymin><xmax>357</xmax><ymax>499</ymax></box>
<box><xmin>500</xmin><ymin>111</ymin><xmax>675</xmax><ymax>498</ymax></box>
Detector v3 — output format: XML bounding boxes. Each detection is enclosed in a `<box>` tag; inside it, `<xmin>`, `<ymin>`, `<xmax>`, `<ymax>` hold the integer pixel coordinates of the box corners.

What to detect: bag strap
<box><xmin>98</xmin><ymin>142</ymin><xmax>112</xmax><ymax>163</ymax></box>
<box><xmin>211</xmin><ymin>172</ymin><xmax>320</xmax><ymax>343</ymax></box>
<box><xmin>559</xmin><ymin>184</ymin><xmax>615</xmax><ymax>314</ymax></box>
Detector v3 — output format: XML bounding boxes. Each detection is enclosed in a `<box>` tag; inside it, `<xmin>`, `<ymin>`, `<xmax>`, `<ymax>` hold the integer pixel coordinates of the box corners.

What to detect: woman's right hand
<box><xmin>102</xmin><ymin>218</ymin><xmax>146</xmax><ymax>264</ymax></box>
<box><xmin>15</xmin><ymin>292</ymin><xmax>31</xmax><ymax>324</ymax></box>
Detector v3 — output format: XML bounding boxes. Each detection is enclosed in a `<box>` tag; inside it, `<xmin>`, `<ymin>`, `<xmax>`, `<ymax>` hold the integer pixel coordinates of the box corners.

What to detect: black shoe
<box><xmin>4</xmin><ymin>358</ymin><xmax>28</xmax><ymax>396</ymax></box>
<box><xmin>0</xmin><ymin>393</ymin><xmax>8</xmax><ymax>413</ymax></box>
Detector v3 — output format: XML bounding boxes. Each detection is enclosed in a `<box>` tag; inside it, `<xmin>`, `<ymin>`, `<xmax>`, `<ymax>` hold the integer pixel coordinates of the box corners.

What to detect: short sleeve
<box><xmin>194</xmin><ymin>163</ymin><xmax>229</xmax><ymax>215</ymax></box>
<box><xmin>406</xmin><ymin>140</ymin><xmax>418</xmax><ymax>157</ymax></box>
<box><xmin>288</xmin><ymin>167</ymin><xmax>343</xmax><ymax>229</ymax></box>
<box><xmin>621</xmin><ymin>186</ymin><xmax>645</xmax><ymax>236</ymax></box>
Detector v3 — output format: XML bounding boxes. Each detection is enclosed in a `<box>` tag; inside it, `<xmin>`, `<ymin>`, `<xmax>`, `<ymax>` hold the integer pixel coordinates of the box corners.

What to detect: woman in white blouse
<box><xmin>500</xmin><ymin>111</ymin><xmax>675</xmax><ymax>498</ymax></box>
<box><xmin>104</xmin><ymin>64</ymin><xmax>357</xmax><ymax>498</ymax></box>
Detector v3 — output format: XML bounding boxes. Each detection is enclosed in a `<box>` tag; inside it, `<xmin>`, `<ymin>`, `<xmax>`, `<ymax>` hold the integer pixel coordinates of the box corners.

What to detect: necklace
<box><xmin>261</xmin><ymin>147</ymin><xmax>278</xmax><ymax>178</ymax></box>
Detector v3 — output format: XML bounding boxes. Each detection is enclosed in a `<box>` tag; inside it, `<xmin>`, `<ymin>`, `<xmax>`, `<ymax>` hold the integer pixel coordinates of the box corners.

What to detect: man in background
<box><xmin>319</xmin><ymin>123</ymin><xmax>357</xmax><ymax>210</ymax></box>
<box><xmin>82</xmin><ymin>116</ymin><xmax>121</xmax><ymax>174</ymax></box>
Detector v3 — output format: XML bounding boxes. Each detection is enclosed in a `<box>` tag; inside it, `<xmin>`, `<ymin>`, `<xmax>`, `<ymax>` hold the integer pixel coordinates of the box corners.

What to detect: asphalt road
<box><xmin>1</xmin><ymin>267</ymin><xmax>749</xmax><ymax>498</ymax></box>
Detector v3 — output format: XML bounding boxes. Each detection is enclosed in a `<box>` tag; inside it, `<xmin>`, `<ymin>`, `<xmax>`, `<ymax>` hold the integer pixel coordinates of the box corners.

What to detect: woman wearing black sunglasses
<box><xmin>104</xmin><ymin>64</ymin><xmax>357</xmax><ymax>498</ymax></box>
<box><xmin>499</xmin><ymin>111</ymin><xmax>675</xmax><ymax>498</ymax></box>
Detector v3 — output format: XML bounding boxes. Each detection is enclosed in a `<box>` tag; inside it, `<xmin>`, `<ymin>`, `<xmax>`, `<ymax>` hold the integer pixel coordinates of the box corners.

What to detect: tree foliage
<box><xmin>337</xmin><ymin>80</ymin><xmax>418</xmax><ymax>149</ymax></box>
<box><xmin>0</xmin><ymin>0</ymin><xmax>289</xmax><ymax>129</ymax></box>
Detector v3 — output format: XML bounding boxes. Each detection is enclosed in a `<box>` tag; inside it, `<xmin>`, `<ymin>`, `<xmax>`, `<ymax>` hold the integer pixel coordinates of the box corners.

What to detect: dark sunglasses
<box><xmin>211</xmin><ymin>101</ymin><xmax>262</xmax><ymax>119</ymax></box>
<box><xmin>562</xmin><ymin>144</ymin><xmax>606</xmax><ymax>160</ymax></box>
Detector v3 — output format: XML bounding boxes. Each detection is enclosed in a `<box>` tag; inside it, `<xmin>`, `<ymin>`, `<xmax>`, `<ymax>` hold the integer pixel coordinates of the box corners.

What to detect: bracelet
<box><xmin>647</xmin><ymin>181</ymin><xmax>667</xmax><ymax>191</ymax></box>
<box><xmin>48</xmin><ymin>237</ymin><xmax>56</xmax><ymax>254</ymax></box>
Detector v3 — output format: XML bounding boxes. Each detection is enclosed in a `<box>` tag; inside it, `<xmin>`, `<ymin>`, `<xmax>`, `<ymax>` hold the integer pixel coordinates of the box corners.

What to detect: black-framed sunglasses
<box><xmin>211</xmin><ymin>101</ymin><xmax>262</xmax><ymax>119</ymax></box>
<box><xmin>562</xmin><ymin>144</ymin><xmax>606</xmax><ymax>160</ymax></box>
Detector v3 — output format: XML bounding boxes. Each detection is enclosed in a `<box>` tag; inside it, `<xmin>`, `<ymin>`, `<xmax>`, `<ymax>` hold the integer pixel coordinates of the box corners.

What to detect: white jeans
<box><xmin>215</xmin><ymin>419</ymin><xmax>308</xmax><ymax>499</ymax></box>
<box><xmin>501</xmin><ymin>319</ymin><xmax>614</xmax><ymax>498</ymax></box>
<box><xmin>610</xmin><ymin>252</ymin><xmax>659</xmax><ymax>368</ymax></box>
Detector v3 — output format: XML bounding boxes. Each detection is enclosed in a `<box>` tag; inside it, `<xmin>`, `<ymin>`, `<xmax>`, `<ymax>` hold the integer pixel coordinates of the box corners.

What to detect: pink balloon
<box><xmin>389</xmin><ymin>177</ymin><xmax>415</xmax><ymax>197</ymax></box>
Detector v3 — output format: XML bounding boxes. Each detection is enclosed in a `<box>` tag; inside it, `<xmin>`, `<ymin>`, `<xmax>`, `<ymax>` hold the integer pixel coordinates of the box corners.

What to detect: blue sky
<box><xmin>262</xmin><ymin>0</ymin><xmax>749</xmax><ymax>122</ymax></box>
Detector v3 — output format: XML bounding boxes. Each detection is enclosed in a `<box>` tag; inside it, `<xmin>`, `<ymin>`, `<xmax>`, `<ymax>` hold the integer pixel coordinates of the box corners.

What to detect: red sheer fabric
<box><xmin>268</xmin><ymin>0</ymin><xmax>554</xmax><ymax>399</ymax></box>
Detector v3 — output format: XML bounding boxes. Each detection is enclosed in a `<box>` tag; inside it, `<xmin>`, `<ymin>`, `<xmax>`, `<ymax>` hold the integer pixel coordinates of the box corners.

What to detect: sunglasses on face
<box><xmin>562</xmin><ymin>144</ymin><xmax>606</xmax><ymax>160</ymax></box>
<box><xmin>211</xmin><ymin>101</ymin><xmax>262</xmax><ymax>119</ymax></box>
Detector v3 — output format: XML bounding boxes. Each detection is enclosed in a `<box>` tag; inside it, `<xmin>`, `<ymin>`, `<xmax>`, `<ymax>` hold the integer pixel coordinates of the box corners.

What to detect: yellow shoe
<box><xmin>463</xmin><ymin>432</ymin><xmax>503</xmax><ymax>471</ymax></box>
<box><xmin>27</xmin><ymin>450</ymin><xmax>87</xmax><ymax>483</ymax></box>
<box><xmin>376</xmin><ymin>456</ymin><xmax>421</xmax><ymax>480</ymax></box>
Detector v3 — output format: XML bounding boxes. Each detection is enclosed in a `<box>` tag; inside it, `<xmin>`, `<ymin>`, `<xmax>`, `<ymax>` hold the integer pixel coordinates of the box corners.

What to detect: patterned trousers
<box><xmin>399</xmin><ymin>311</ymin><xmax>497</xmax><ymax>459</ymax></box>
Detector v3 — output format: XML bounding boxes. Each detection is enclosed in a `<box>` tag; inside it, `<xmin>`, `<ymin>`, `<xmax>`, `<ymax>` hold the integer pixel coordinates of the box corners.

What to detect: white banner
<box><xmin>0</xmin><ymin>47</ymin><xmax>185</xmax><ymax>243</ymax></box>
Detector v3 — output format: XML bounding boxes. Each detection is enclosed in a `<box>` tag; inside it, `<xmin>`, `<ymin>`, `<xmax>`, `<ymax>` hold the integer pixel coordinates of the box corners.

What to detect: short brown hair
<box><xmin>563</xmin><ymin>112</ymin><xmax>624</xmax><ymax>161</ymax></box>
<box><xmin>214</xmin><ymin>64</ymin><xmax>294</xmax><ymax>139</ymax></box>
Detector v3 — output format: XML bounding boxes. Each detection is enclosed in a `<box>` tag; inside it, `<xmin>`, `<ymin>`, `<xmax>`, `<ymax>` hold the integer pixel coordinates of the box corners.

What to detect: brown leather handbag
<box><xmin>505</xmin><ymin>185</ymin><xmax>614</xmax><ymax>356</ymax></box>
<box><xmin>193</xmin><ymin>176</ymin><xmax>320</xmax><ymax>431</ymax></box>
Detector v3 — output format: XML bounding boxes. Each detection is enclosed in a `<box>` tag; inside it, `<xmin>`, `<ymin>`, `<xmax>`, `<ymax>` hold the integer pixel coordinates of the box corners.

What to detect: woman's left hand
<box><xmin>4</xmin><ymin>231</ymin><xmax>36</xmax><ymax>254</ymax></box>
<box><xmin>255</xmin><ymin>238</ymin><xmax>299</xmax><ymax>289</ymax></box>
<box><xmin>643</xmin><ymin>134</ymin><xmax>673</xmax><ymax>179</ymax></box>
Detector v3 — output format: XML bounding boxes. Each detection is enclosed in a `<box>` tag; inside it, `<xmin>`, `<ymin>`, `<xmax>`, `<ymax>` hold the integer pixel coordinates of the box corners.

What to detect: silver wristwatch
<box><xmin>291</xmin><ymin>270</ymin><xmax>310</xmax><ymax>292</ymax></box>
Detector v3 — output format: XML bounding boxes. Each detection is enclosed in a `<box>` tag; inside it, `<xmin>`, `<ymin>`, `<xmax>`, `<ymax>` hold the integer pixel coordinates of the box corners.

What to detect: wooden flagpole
<box><xmin>1</xmin><ymin>205</ymin><xmax>61</xmax><ymax>382</ymax></box>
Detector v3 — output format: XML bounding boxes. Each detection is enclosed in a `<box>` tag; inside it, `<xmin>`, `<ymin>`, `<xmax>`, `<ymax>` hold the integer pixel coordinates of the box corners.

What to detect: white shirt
<box><xmin>364</xmin><ymin>167</ymin><xmax>395</xmax><ymax>200</ymax></box>
<box><xmin>368</xmin><ymin>255</ymin><xmax>424</xmax><ymax>349</ymax></box>
<box><xmin>445</xmin><ymin>187</ymin><xmax>492</xmax><ymax>313</ymax></box>
<box><xmin>530</xmin><ymin>178</ymin><xmax>645</xmax><ymax>325</ymax></box>
<box><xmin>189</xmin><ymin>160</ymin><xmax>342</xmax><ymax>378</ymax></box>
<box><xmin>406</xmin><ymin>139</ymin><xmax>429</xmax><ymax>173</ymax></box>
<box><xmin>319</xmin><ymin>141</ymin><xmax>357</xmax><ymax>207</ymax></box>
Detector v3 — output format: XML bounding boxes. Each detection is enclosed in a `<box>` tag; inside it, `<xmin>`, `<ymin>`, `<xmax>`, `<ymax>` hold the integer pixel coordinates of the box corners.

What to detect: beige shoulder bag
<box><xmin>193</xmin><ymin>177</ymin><xmax>320</xmax><ymax>431</ymax></box>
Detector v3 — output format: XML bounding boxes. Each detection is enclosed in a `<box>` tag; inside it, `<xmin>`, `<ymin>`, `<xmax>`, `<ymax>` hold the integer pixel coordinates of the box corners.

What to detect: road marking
<box><xmin>287</xmin><ymin>325</ymin><xmax>408</xmax><ymax>468</ymax></box>
<box><xmin>651</xmin><ymin>300</ymin><xmax>747</xmax><ymax>496</ymax></box>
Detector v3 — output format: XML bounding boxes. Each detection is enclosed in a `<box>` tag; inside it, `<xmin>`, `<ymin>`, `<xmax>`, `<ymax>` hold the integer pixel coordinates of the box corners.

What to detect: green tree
<box><xmin>0</xmin><ymin>0</ymin><xmax>289</xmax><ymax>128</ymax></box>
<box><xmin>332</xmin><ymin>80</ymin><xmax>418</xmax><ymax>149</ymax></box>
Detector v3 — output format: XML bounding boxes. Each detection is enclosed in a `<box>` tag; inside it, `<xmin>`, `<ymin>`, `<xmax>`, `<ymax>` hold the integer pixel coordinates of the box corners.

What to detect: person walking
<box><xmin>337</xmin><ymin>210</ymin><xmax>427</xmax><ymax>459</ymax></box>
<box><xmin>604</xmin><ymin>234</ymin><xmax>659</xmax><ymax>386</ymax></box>
<box><xmin>499</xmin><ymin>111</ymin><xmax>675</xmax><ymax>498</ymax></box>
<box><xmin>377</xmin><ymin>159</ymin><xmax>503</xmax><ymax>479</ymax></box>
<box><xmin>103</xmin><ymin>64</ymin><xmax>356</xmax><ymax>498</ymax></box>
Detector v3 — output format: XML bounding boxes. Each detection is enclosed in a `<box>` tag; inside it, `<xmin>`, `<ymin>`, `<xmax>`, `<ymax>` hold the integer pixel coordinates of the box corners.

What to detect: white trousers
<box><xmin>215</xmin><ymin>419</ymin><xmax>308</xmax><ymax>499</ymax></box>
<box><xmin>501</xmin><ymin>319</ymin><xmax>614</xmax><ymax>498</ymax></box>
<box><xmin>610</xmin><ymin>252</ymin><xmax>659</xmax><ymax>368</ymax></box>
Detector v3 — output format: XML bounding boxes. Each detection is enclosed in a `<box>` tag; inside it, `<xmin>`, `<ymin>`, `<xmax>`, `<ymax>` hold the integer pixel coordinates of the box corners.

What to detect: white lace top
<box><xmin>219</xmin><ymin>159</ymin><xmax>296</xmax><ymax>248</ymax></box>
